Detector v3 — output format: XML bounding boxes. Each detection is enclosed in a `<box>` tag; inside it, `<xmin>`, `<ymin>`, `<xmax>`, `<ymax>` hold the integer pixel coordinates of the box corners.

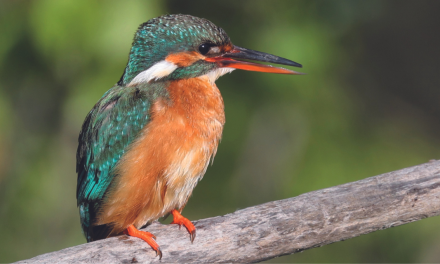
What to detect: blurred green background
<box><xmin>1</xmin><ymin>0</ymin><xmax>440</xmax><ymax>262</ymax></box>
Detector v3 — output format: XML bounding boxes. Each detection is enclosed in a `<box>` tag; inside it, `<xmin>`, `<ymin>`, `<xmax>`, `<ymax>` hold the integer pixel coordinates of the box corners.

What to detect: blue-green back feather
<box><xmin>76</xmin><ymin>84</ymin><xmax>165</xmax><ymax>241</ymax></box>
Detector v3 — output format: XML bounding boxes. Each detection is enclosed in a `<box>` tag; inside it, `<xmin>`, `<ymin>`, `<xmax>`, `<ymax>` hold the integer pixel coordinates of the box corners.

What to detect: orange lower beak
<box><xmin>205</xmin><ymin>45</ymin><xmax>304</xmax><ymax>75</ymax></box>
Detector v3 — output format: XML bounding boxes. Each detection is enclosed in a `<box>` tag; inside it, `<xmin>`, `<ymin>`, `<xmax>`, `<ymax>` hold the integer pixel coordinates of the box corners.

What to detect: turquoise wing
<box><xmin>76</xmin><ymin>85</ymin><xmax>151</xmax><ymax>241</ymax></box>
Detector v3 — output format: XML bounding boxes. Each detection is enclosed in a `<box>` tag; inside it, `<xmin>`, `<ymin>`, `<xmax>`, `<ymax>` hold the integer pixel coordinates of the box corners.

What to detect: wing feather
<box><xmin>76</xmin><ymin>85</ymin><xmax>152</xmax><ymax>241</ymax></box>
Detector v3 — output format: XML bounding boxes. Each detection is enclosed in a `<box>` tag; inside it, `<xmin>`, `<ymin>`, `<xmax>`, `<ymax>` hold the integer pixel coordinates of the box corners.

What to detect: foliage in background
<box><xmin>0</xmin><ymin>0</ymin><xmax>439</xmax><ymax>262</ymax></box>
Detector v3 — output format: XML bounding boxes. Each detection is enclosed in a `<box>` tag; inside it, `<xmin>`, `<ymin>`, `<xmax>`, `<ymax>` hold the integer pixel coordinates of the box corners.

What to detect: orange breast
<box><xmin>96</xmin><ymin>76</ymin><xmax>225</xmax><ymax>235</ymax></box>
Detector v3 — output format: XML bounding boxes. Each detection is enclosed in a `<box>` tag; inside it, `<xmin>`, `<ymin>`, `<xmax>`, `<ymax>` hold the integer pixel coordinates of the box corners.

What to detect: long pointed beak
<box><xmin>205</xmin><ymin>45</ymin><xmax>304</xmax><ymax>75</ymax></box>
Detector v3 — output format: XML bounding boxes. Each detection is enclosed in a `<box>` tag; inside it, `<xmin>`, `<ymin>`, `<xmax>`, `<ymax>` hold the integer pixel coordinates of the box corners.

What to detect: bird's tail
<box><xmin>79</xmin><ymin>202</ymin><xmax>114</xmax><ymax>242</ymax></box>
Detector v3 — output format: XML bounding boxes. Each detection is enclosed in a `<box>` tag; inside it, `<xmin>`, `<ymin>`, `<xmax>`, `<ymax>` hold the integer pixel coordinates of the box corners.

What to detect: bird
<box><xmin>76</xmin><ymin>14</ymin><xmax>302</xmax><ymax>259</ymax></box>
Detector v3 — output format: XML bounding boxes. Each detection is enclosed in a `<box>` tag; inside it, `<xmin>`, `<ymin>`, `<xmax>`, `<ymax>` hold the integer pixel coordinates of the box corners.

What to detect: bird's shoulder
<box><xmin>76</xmin><ymin>82</ymin><xmax>167</xmax><ymax>204</ymax></box>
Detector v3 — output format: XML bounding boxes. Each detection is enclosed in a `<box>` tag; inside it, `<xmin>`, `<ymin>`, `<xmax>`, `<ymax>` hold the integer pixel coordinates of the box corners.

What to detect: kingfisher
<box><xmin>76</xmin><ymin>14</ymin><xmax>302</xmax><ymax>259</ymax></box>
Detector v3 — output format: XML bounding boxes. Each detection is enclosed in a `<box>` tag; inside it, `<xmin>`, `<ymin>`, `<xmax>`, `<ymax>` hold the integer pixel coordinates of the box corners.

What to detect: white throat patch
<box><xmin>204</xmin><ymin>68</ymin><xmax>235</xmax><ymax>84</ymax></box>
<box><xmin>128</xmin><ymin>60</ymin><xmax>178</xmax><ymax>86</ymax></box>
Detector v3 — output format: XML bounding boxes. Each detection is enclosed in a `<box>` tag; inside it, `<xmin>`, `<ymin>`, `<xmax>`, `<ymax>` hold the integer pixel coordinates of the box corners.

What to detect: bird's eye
<box><xmin>198</xmin><ymin>43</ymin><xmax>212</xmax><ymax>55</ymax></box>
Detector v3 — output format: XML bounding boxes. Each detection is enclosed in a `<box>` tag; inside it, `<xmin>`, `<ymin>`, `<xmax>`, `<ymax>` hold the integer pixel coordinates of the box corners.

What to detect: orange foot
<box><xmin>124</xmin><ymin>224</ymin><xmax>162</xmax><ymax>259</ymax></box>
<box><xmin>170</xmin><ymin>209</ymin><xmax>196</xmax><ymax>243</ymax></box>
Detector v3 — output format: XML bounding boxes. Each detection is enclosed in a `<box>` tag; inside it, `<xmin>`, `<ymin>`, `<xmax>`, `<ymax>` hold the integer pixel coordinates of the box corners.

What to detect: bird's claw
<box><xmin>170</xmin><ymin>209</ymin><xmax>197</xmax><ymax>243</ymax></box>
<box><xmin>125</xmin><ymin>225</ymin><xmax>161</xmax><ymax>259</ymax></box>
<box><xmin>190</xmin><ymin>229</ymin><xmax>196</xmax><ymax>243</ymax></box>
<box><xmin>156</xmin><ymin>247</ymin><xmax>163</xmax><ymax>260</ymax></box>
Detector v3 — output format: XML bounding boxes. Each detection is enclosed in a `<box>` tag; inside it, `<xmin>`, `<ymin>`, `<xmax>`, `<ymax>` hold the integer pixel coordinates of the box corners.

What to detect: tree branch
<box><xmin>16</xmin><ymin>160</ymin><xmax>440</xmax><ymax>263</ymax></box>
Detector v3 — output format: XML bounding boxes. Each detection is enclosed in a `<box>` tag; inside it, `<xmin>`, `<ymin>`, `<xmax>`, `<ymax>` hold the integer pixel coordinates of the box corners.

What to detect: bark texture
<box><xmin>16</xmin><ymin>160</ymin><xmax>440</xmax><ymax>263</ymax></box>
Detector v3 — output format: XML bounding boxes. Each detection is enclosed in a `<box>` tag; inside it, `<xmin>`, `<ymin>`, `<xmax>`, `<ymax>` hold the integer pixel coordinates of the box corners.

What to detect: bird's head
<box><xmin>119</xmin><ymin>14</ymin><xmax>302</xmax><ymax>86</ymax></box>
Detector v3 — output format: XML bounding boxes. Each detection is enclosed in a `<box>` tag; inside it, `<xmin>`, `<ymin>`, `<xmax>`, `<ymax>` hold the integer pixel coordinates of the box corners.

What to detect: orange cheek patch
<box><xmin>165</xmin><ymin>51</ymin><xmax>204</xmax><ymax>67</ymax></box>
